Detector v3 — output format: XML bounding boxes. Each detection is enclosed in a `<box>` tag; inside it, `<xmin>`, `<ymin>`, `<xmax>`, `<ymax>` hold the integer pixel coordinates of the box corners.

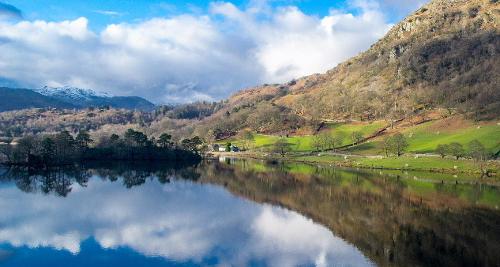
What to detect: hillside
<box><xmin>0</xmin><ymin>87</ymin><xmax>76</xmax><ymax>111</ymax></box>
<box><xmin>0</xmin><ymin>0</ymin><xmax>498</xmax><ymax>151</ymax></box>
<box><xmin>193</xmin><ymin>0</ymin><xmax>500</xmax><ymax>139</ymax></box>
<box><xmin>0</xmin><ymin>87</ymin><xmax>155</xmax><ymax>112</ymax></box>
<box><xmin>0</xmin><ymin>108</ymin><xmax>152</xmax><ymax>139</ymax></box>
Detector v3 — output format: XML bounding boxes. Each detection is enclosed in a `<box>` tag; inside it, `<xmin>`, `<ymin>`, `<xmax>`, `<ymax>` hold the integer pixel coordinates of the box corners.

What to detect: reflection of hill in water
<box><xmin>197</xmin><ymin>159</ymin><xmax>500</xmax><ymax>267</ymax></box>
<box><xmin>1</xmin><ymin>160</ymin><xmax>499</xmax><ymax>267</ymax></box>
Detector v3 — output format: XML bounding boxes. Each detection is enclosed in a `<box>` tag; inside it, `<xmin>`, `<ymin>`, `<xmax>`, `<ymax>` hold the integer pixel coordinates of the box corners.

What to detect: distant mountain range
<box><xmin>34</xmin><ymin>86</ymin><xmax>113</xmax><ymax>100</ymax></box>
<box><xmin>0</xmin><ymin>86</ymin><xmax>155</xmax><ymax>112</ymax></box>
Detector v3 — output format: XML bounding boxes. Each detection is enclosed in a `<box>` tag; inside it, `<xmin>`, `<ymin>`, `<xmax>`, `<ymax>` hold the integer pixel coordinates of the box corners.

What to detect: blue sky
<box><xmin>0</xmin><ymin>0</ymin><xmax>425</xmax><ymax>103</ymax></box>
<box><xmin>4</xmin><ymin>0</ymin><xmax>415</xmax><ymax>29</ymax></box>
<box><xmin>7</xmin><ymin>1</ymin><xmax>346</xmax><ymax>27</ymax></box>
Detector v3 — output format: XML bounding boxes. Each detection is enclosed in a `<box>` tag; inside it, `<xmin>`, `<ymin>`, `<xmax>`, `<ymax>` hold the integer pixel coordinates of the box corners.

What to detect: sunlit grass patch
<box><xmin>347</xmin><ymin>119</ymin><xmax>500</xmax><ymax>155</ymax></box>
<box><xmin>221</xmin><ymin>121</ymin><xmax>387</xmax><ymax>152</ymax></box>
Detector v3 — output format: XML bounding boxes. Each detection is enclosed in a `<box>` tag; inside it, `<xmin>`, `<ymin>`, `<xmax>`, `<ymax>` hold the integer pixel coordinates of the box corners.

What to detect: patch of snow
<box><xmin>34</xmin><ymin>86</ymin><xmax>112</xmax><ymax>100</ymax></box>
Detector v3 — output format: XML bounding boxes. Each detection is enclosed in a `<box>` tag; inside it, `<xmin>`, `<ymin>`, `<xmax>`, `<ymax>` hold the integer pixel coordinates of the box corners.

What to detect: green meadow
<box><xmin>220</xmin><ymin>119</ymin><xmax>499</xmax><ymax>155</ymax></box>
<box><xmin>215</xmin><ymin>119</ymin><xmax>500</xmax><ymax>175</ymax></box>
<box><xmin>220</xmin><ymin>121</ymin><xmax>386</xmax><ymax>152</ymax></box>
<box><xmin>348</xmin><ymin>120</ymin><xmax>500</xmax><ymax>155</ymax></box>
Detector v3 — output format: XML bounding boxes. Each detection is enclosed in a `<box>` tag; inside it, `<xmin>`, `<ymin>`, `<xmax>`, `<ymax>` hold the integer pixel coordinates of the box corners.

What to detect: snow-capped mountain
<box><xmin>0</xmin><ymin>86</ymin><xmax>155</xmax><ymax>111</ymax></box>
<box><xmin>29</xmin><ymin>86</ymin><xmax>155</xmax><ymax>110</ymax></box>
<box><xmin>34</xmin><ymin>86</ymin><xmax>112</xmax><ymax>101</ymax></box>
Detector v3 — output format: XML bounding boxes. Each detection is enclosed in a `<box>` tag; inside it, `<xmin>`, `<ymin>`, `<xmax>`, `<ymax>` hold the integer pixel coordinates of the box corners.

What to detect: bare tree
<box><xmin>273</xmin><ymin>138</ymin><xmax>291</xmax><ymax>157</ymax></box>
<box><xmin>448</xmin><ymin>142</ymin><xmax>465</xmax><ymax>160</ymax></box>
<box><xmin>435</xmin><ymin>144</ymin><xmax>449</xmax><ymax>158</ymax></box>
<box><xmin>351</xmin><ymin>131</ymin><xmax>363</xmax><ymax>145</ymax></box>
<box><xmin>312</xmin><ymin>135</ymin><xmax>323</xmax><ymax>152</ymax></box>
<box><xmin>242</xmin><ymin>130</ymin><xmax>254</xmax><ymax>151</ymax></box>
<box><xmin>390</xmin><ymin>133</ymin><xmax>409</xmax><ymax>157</ymax></box>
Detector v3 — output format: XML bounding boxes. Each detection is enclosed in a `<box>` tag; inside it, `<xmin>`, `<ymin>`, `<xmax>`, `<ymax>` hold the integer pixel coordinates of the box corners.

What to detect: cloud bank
<box><xmin>0</xmin><ymin>1</ymin><xmax>394</xmax><ymax>103</ymax></box>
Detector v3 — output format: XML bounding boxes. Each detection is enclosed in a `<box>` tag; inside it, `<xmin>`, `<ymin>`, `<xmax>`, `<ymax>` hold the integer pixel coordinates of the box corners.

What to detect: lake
<box><xmin>0</xmin><ymin>159</ymin><xmax>499</xmax><ymax>267</ymax></box>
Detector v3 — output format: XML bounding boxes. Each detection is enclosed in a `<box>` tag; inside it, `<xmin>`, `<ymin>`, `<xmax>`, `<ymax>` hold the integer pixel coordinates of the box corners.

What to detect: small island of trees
<box><xmin>0</xmin><ymin>129</ymin><xmax>201</xmax><ymax>167</ymax></box>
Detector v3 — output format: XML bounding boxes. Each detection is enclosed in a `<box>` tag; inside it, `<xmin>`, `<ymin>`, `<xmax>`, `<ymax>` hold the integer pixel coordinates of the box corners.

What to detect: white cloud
<box><xmin>246</xmin><ymin>4</ymin><xmax>390</xmax><ymax>83</ymax></box>
<box><xmin>0</xmin><ymin>1</ymin><xmax>392</xmax><ymax>103</ymax></box>
<box><xmin>94</xmin><ymin>10</ymin><xmax>125</xmax><ymax>17</ymax></box>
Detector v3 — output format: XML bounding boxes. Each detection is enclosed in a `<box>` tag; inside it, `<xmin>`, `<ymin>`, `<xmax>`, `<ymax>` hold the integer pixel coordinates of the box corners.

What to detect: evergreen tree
<box><xmin>41</xmin><ymin>137</ymin><xmax>56</xmax><ymax>162</ymax></box>
<box><xmin>158</xmin><ymin>133</ymin><xmax>172</xmax><ymax>148</ymax></box>
<box><xmin>76</xmin><ymin>130</ymin><xmax>93</xmax><ymax>149</ymax></box>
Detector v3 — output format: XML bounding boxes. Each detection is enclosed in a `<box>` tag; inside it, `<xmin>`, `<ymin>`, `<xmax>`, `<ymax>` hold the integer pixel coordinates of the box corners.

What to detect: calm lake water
<box><xmin>0</xmin><ymin>159</ymin><xmax>499</xmax><ymax>267</ymax></box>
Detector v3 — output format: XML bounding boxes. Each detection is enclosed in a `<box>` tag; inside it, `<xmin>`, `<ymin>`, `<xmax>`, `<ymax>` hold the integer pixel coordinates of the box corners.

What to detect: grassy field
<box><xmin>348</xmin><ymin>119</ymin><xmax>500</xmax><ymax>155</ymax></box>
<box><xmin>220</xmin><ymin>118</ymin><xmax>499</xmax><ymax>156</ymax></box>
<box><xmin>402</xmin><ymin>121</ymin><xmax>500</xmax><ymax>153</ymax></box>
<box><xmin>215</xmin><ymin>117</ymin><xmax>499</xmax><ymax>175</ymax></box>
<box><xmin>220</xmin><ymin>121</ymin><xmax>386</xmax><ymax>152</ymax></box>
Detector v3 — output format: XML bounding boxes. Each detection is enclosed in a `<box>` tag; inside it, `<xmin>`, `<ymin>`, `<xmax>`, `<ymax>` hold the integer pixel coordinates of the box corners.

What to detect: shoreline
<box><xmin>0</xmin><ymin>157</ymin><xmax>202</xmax><ymax>168</ymax></box>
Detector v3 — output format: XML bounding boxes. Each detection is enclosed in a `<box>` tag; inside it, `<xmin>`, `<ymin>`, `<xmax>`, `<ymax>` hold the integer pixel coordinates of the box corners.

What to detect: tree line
<box><xmin>0</xmin><ymin>129</ymin><xmax>201</xmax><ymax>167</ymax></box>
<box><xmin>310</xmin><ymin>131</ymin><xmax>363</xmax><ymax>152</ymax></box>
<box><xmin>268</xmin><ymin>130</ymin><xmax>491</xmax><ymax>161</ymax></box>
<box><xmin>435</xmin><ymin>140</ymin><xmax>489</xmax><ymax>161</ymax></box>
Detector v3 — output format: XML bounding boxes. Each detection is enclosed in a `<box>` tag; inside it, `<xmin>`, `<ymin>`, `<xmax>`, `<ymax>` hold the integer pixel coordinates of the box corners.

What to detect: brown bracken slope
<box><xmin>193</xmin><ymin>0</ymin><xmax>499</xmax><ymax>139</ymax></box>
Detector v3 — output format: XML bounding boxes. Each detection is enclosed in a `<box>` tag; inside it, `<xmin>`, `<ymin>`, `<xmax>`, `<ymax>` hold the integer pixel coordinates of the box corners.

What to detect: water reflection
<box><xmin>202</xmin><ymin>159</ymin><xmax>500</xmax><ymax>267</ymax></box>
<box><xmin>1</xmin><ymin>160</ymin><xmax>499</xmax><ymax>266</ymax></box>
<box><xmin>0</xmin><ymin>163</ymin><xmax>373</xmax><ymax>267</ymax></box>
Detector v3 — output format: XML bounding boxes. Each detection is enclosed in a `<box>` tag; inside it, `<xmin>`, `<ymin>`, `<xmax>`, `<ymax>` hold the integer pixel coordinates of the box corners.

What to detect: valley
<box><xmin>0</xmin><ymin>0</ymin><xmax>498</xmax><ymax>177</ymax></box>
<box><xmin>0</xmin><ymin>0</ymin><xmax>499</xmax><ymax>266</ymax></box>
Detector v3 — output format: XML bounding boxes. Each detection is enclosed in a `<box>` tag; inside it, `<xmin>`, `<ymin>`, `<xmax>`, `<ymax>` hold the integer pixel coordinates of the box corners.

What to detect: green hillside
<box><xmin>219</xmin><ymin>121</ymin><xmax>386</xmax><ymax>152</ymax></box>
<box><xmin>217</xmin><ymin>116</ymin><xmax>499</xmax><ymax>163</ymax></box>
<box><xmin>348</xmin><ymin>119</ymin><xmax>500</xmax><ymax>155</ymax></box>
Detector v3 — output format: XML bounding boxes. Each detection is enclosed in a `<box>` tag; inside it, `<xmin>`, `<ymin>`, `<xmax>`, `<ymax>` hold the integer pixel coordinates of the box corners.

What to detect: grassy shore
<box><xmin>211</xmin><ymin>116</ymin><xmax>500</xmax><ymax>180</ymax></box>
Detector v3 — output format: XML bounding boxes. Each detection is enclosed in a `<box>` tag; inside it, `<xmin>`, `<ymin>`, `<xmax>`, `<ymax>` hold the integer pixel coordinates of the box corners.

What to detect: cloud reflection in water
<box><xmin>0</xmin><ymin>175</ymin><xmax>373</xmax><ymax>266</ymax></box>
